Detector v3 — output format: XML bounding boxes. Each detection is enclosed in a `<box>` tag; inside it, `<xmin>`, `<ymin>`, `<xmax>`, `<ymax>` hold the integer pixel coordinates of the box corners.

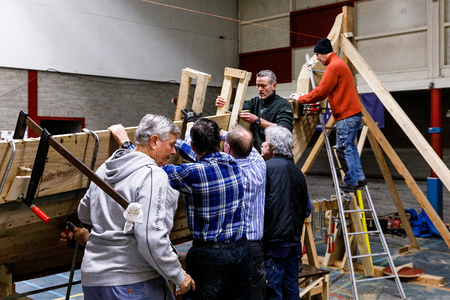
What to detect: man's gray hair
<box><xmin>265</xmin><ymin>126</ymin><xmax>293</xmax><ymax>159</ymax></box>
<box><xmin>256</xmin><ymin>70</ymin><xmax>277</xmax><ymax>84</ymax></box>
<box><xmin>134</xmin><ymin>114</ymin><xmax>180</xmax><ymax>145</ymax></box>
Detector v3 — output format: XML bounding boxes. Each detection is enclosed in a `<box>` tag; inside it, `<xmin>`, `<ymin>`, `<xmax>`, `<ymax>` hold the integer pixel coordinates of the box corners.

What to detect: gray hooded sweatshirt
<box><xmin>78</xmin><ymin>149</ymin><xmax>185</xmax><ymax>287</ymax></box>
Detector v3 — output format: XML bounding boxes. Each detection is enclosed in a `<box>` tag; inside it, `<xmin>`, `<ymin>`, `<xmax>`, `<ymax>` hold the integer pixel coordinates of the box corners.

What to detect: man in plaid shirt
<box><xmin>176</xmin><ymin>123</ymin><xmax>266</xmax><ymax>300</ymax></box>
<box><xmin>163</xmin><ymin>115</ymin><xmax>253</xmax><ymax>300</ymax></box>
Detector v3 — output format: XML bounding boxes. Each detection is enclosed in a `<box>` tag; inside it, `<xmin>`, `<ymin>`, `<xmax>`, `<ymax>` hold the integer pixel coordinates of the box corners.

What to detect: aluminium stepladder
<box><xmin>304</xmin><ymin>53</ymin><xmax>406</xmax><ymax>300</ymax></box>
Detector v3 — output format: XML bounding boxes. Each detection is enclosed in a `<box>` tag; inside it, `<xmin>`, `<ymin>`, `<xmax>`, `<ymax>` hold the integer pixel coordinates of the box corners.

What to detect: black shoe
<box><xmin>358</xmin><ymin>179</ymin><xmax>367</xmax><ymax>188</ymax></box>
<box><xmin>339</xmin><ymin>183</ymin><xmax>357</xmax><ymax>192</ymax></box>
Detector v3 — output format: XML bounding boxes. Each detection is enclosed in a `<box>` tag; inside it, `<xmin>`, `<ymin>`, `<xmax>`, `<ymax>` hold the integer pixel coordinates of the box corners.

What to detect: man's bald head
<box><xmin>226</xmin><ymin>125</ymin><xmax>253</xmax><ymax>158</ymax></box>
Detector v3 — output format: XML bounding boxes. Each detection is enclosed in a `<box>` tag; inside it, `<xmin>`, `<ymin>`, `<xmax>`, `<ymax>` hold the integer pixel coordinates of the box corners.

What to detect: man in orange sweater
<box><xmin>294</xmin><ymin>37</ymin><xmax>366</xmax><ymax>192</ymax></box>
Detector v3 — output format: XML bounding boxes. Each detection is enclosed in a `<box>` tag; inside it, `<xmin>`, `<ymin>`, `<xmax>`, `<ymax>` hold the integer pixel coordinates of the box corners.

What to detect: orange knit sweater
<box><xmin>298</xmin><ymin>52</ymin><xmax>361</xmax><ymax>121</ymax></box>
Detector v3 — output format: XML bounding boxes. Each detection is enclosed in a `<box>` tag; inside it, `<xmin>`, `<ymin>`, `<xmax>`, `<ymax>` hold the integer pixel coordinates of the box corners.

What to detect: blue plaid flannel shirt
<box><xmin>162</xmin><ymin>129</ymin><xmax>246</xmax><ymax>242</ymax></box>
<box><xmin>177</xmin><ymin>131</ymin><xmax>266</xmax><ymax>241</ymax></box>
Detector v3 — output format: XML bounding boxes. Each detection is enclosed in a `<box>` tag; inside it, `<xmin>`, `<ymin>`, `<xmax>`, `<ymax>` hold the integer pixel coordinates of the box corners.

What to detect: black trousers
<box><xmin>250</xmin><ymin>240</ymin><xmax>265</xmax><ymax>300</ymax></box>
<box><xmin>183</xmin><ymin>238</ymin><xmax>253</xmax><ymax>300</ymax></box>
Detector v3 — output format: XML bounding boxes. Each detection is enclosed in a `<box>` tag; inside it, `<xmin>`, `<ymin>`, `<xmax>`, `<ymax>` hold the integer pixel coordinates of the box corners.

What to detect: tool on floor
<box><xmin>305</xmin><ymin>53</ymin><xmax>406</xmax><ymax>300</ymax></box>
<box><xmin>383</xmin><ymin>263</ymin><xmax>424</xmax><ymax>279</ymax></box>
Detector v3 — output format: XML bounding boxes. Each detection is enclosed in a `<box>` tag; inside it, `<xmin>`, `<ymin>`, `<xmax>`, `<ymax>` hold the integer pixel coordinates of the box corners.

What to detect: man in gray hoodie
<box><xmin>78</xmin><ymin>114</ymin><xmax>195</xmax><ymax>300</ymax></box>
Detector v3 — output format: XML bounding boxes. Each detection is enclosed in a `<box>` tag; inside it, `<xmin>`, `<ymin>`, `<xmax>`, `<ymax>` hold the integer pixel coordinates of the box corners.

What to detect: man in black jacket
<box><xmin>261</xmin><ymin>126</ymin><xmax>308</xmax><ymax>300</ymax></box>
<box><xmin>216</xmin><ymin>70</ymin><xmax>294</xmax><ymax>151</ymax></box>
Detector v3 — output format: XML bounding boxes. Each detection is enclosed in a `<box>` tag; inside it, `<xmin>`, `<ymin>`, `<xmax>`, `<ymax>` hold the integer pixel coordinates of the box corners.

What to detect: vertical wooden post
<box><xmin>367</xmin><ymin>130</ymin><xmax>420</xmax><ymax>249</ymax></box>
<box><xmin>0</xmin><ymin>265</ymin><xmax>12</xmax><ymax>298</ymax></box>
<box><xmin>174</xmin><ymin>69</ymin><xmax>193</xmax><ymax>122</ymax></box>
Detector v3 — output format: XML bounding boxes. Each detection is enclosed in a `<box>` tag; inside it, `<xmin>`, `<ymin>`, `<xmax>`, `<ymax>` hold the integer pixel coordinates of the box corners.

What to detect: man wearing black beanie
<box><xmin>294</xmin><ymin>37</ymin><xmax>366</xmax><ymax>192</ymax></box>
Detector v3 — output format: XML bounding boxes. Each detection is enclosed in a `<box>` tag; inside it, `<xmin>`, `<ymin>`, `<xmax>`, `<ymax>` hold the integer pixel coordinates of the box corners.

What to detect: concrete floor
<box><xmin>12</xmin><ymin>233</ymin><xmax>450</xmax><ymax>300</ymax></box>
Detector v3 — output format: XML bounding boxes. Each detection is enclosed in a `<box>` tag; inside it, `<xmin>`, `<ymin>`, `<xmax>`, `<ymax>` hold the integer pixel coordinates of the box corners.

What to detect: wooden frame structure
<box><xmin>1</xmin><ymin>6</ymin><xmax>449</xmax><ymax>298</ymax></box>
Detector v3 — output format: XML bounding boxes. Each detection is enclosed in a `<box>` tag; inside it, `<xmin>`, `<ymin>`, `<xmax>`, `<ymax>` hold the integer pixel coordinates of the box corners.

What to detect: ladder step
<box><xmin>313</xmin><ymin>70</ymin><xmax>325</xmax><ymax>73</ymax></box>
<box><xmin>325</xmin><ymin>127</ymin><xmax>335</xmax><ymax>130</ymax></box>
<box><xmin>351</xmin><ymin>252</ymin><xmax>387</xmax><ymax>259</ymax></box>
<box><xmin>344</xmin><ymin>209</ymin><xmax>373</xmax><ymax>213</ymax></box>
<box><xmin>348</xmin><ymin>230</ymin><xmax>380</xmax><ymax>236</ymax></box>
<box><xmin>355</xmin><ymin>275</ymin><xmax>396</xmax><ymax>283</ymax></box>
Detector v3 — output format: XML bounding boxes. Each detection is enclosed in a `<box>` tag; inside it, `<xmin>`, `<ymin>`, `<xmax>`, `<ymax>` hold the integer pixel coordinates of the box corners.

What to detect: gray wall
<box><xmin>0</xmin><ymin>67</ymin><xmax>221</xmax><ymax>131</ymax></box>
<box><xmin>0</xmin><ymin>1</ymin><xmax>236</xmax><ymax>131</ymax></box>
<box><xmin>0</xmin><ymin>0</ymin><xmax>238</xmax><ymax>87</ymax></box>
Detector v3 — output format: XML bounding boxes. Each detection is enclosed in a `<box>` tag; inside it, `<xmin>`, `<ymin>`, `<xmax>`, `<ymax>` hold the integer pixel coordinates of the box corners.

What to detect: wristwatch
<box><xmin>121</xmin><ymin>141</ymin><xmax>133</xmax><ymax>149</ymax></box>
<box><xmin>254</xmin><ymin>117</ymin><xmax>261</xmax><ymax>126</ymax></box>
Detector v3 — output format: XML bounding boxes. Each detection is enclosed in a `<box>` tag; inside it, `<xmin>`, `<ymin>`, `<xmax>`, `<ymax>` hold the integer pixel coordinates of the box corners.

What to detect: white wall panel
<box><xmin>446</xmin><ymin>28</ymin><xmax>450</xmax><ymax>66</ymax></box>
<box><xmin>356</xmin><ymin>32</ymin><xmax>427</xmax><ymax>73</ymax></box>
<box><xmin>0</xmin><ymin>0</ymin><xmax>238</xmax><ymax>86</ymax></box>
<box><xmin>240</xmin><ymin>17</ymin><xmax>290</xmax><ymax>53</ymax></box>
<box><xmin>446</xmin><ymin>0</ymin><xmax>450</xmax><ymax>22</ymax></box>
<box><xmin>293</xmin><ymin>46</ymin><xmax>315</xmax><ymax>79</ymax></box>
<box><xmin>356</xmin><ymin>0</ymin><xmax>426</xmax><ymax>36</ymax></box>
<box><xmin>240</xmin><ymin>0</ymin><xmax>290</xmax><ymax>21</ymax></box>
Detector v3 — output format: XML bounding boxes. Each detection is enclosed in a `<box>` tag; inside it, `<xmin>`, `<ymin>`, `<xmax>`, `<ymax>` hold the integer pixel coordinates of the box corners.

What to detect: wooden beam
<box><xmin>367</xmin><ymin>130</ymin><xmax>420</xmax><ymax>249</ymax></box>
<box><xmin>357</xmin><ymin>125</ymin><xmax>369</xmax><ymax>155</ymax></box>
<box><xmin>341</xmin><ymin>35</ymin><xmax>450</xmax><ymax>193</ymax></box>
<box><xmin>216</xmin><ymin>75</ymin><xmax>234</xmax><ymax>115</ymax></box>
<box><xmin>228</xmin><ymin>72</ymin><xmax>252</xmax><ymax>131</ymax></box>
<box><xmin>359</xmin><ymin>104</ymin><xmax>450</xmax><ymax>248</ymax></box>
<box><xmin>191</xmin><ymin>73</ymin><xmax>211</xmax><ymax>115</ymax></box>
<box><xmin>304</xmin><ymin>218</ymin><xmax>320</xmax><ymax>268</ymax></box>
<box><xmin>0</xmin><ymin>265</ymin><xmax>12</xmax><ymax>297</ymax></box>
<box><xmin>342</xmin><ymin>6</ymin><xmax>355</xmax><ymax>76</ymax></box>
<box><xmin>174</xmin><ymin>69</ymin><xmax>192</xmax><ymax>121</ymax></box>
<box><xmin>341</xmin><ymin>35</ymin><xmax>450</xmax><ymax>249</ymax></box>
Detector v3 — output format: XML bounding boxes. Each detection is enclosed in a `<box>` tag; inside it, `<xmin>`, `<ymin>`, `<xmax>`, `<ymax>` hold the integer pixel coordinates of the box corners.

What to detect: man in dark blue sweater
<box><xmin>261</xmin><ymin>126</ymin><xmax>309</xmax><ymax>300</ymax></box>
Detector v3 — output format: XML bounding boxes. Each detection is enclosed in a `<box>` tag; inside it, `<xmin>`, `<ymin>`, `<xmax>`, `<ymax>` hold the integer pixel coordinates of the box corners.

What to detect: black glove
<box><xmin>181</xmin><ymin>109</ymin><xmax>202</xmax><ymax>123</ymax></box>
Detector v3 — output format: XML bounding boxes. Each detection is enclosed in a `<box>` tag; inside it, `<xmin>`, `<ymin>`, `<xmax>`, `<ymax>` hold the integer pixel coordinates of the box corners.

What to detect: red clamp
<box><xmin>30</xmin><ymin>204</ymin><xmax>50</xmax><ymax>223</ymax></box>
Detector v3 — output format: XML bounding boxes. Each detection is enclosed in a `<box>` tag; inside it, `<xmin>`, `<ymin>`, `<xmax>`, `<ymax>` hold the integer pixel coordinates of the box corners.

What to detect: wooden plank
<box><xmin>312</xmin><ymin>199</ymin><xmax>338</xmax><ymax>213</ymax></box>
<box><xmin>174</xmin><ymin>69</ymin><xmax>193</xmax><ymax>121</ymax></box>
<box><xmin>224</xmin><ymin>67</ymin><xmax>247</xmax><ymax>79</ymax></box>
<box><xmin>0</xmin><ymin>265</ymin><xmax>12</xmax><ymax>297</ymax></box>
<box><xmin>5</xmin><ymin>176</ymin><xmax>30</xmax><ymax>202</ymax></box>
<box><xmin>348</xmin><ymin>193</ymin><xmax>374</xmax><ymax>276</ymax></box>
<box><xmin>191</xmin><ymin>73</ymin><xmax>211</xmax><ymax>115</ymax></box>
<box><xmin>228</xmin><ymin>72</ymin><xmax>252</xmax><ymax>131</ymax></box>
<box><xmin>366</xmin><ymin>130</ymin><xmax>420</xmax><ymax>249</ymax></box>
<box><xmin>301</xmin><ymin>116</ymin><xmax>335</xmax><ymax>175</ymax></box>
<box><xmin>357</xmin><ymin>125</ymin><xmax>369</xmax><ymax>155</ymax></box>
<box><xmin>304</xmin><ymin>219</ymin><xmax>320</xmax><ymax>268</ymax></box>
<box><xmin>216</xmin><ymin>75</ymin><xmax>234</xmax><ymax>115</ymax></box>
<box><xmin>359</xmin><ymin>103</ymin><xmax>450</xmax><ymax>249</ymax></box>
<box><xmin>341</xmin><ymin>35</ymin><xmax>450</xmax><ymax>195</ymax></box>
<box><xmin>184</xmin><ymin>68</ymin><xmax>212</xmax><ymax>80</ymax></box>
<box><xmin>342</xmin><ymin>6</ymin><xmax>355</xmax><ymax>76</ymax></box>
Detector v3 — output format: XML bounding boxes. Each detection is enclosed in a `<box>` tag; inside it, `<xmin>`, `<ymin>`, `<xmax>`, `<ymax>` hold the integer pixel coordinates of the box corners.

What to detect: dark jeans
<box><xmin>183</xmin><ymin>237</ymin><xmax>253</xmax><ymax>300</ymax></box>
<box><xmin>336</xmin><ymin>112</ymin><xmax>365</xmax><ymax>186</ymax></box>
<box><xmin>83</xmin><ymin>277</ymin><xmax>174</xmax><ymax>300</ymax></box>
<box><xmin>250</xmin><ymin>240</ymin><xmax>265</xmax><ymax>300</ymax></box>
<box><xmin>265</xmin><ymin>245</ymin><xmax>301</xmax><ymax>300</ymax></box>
